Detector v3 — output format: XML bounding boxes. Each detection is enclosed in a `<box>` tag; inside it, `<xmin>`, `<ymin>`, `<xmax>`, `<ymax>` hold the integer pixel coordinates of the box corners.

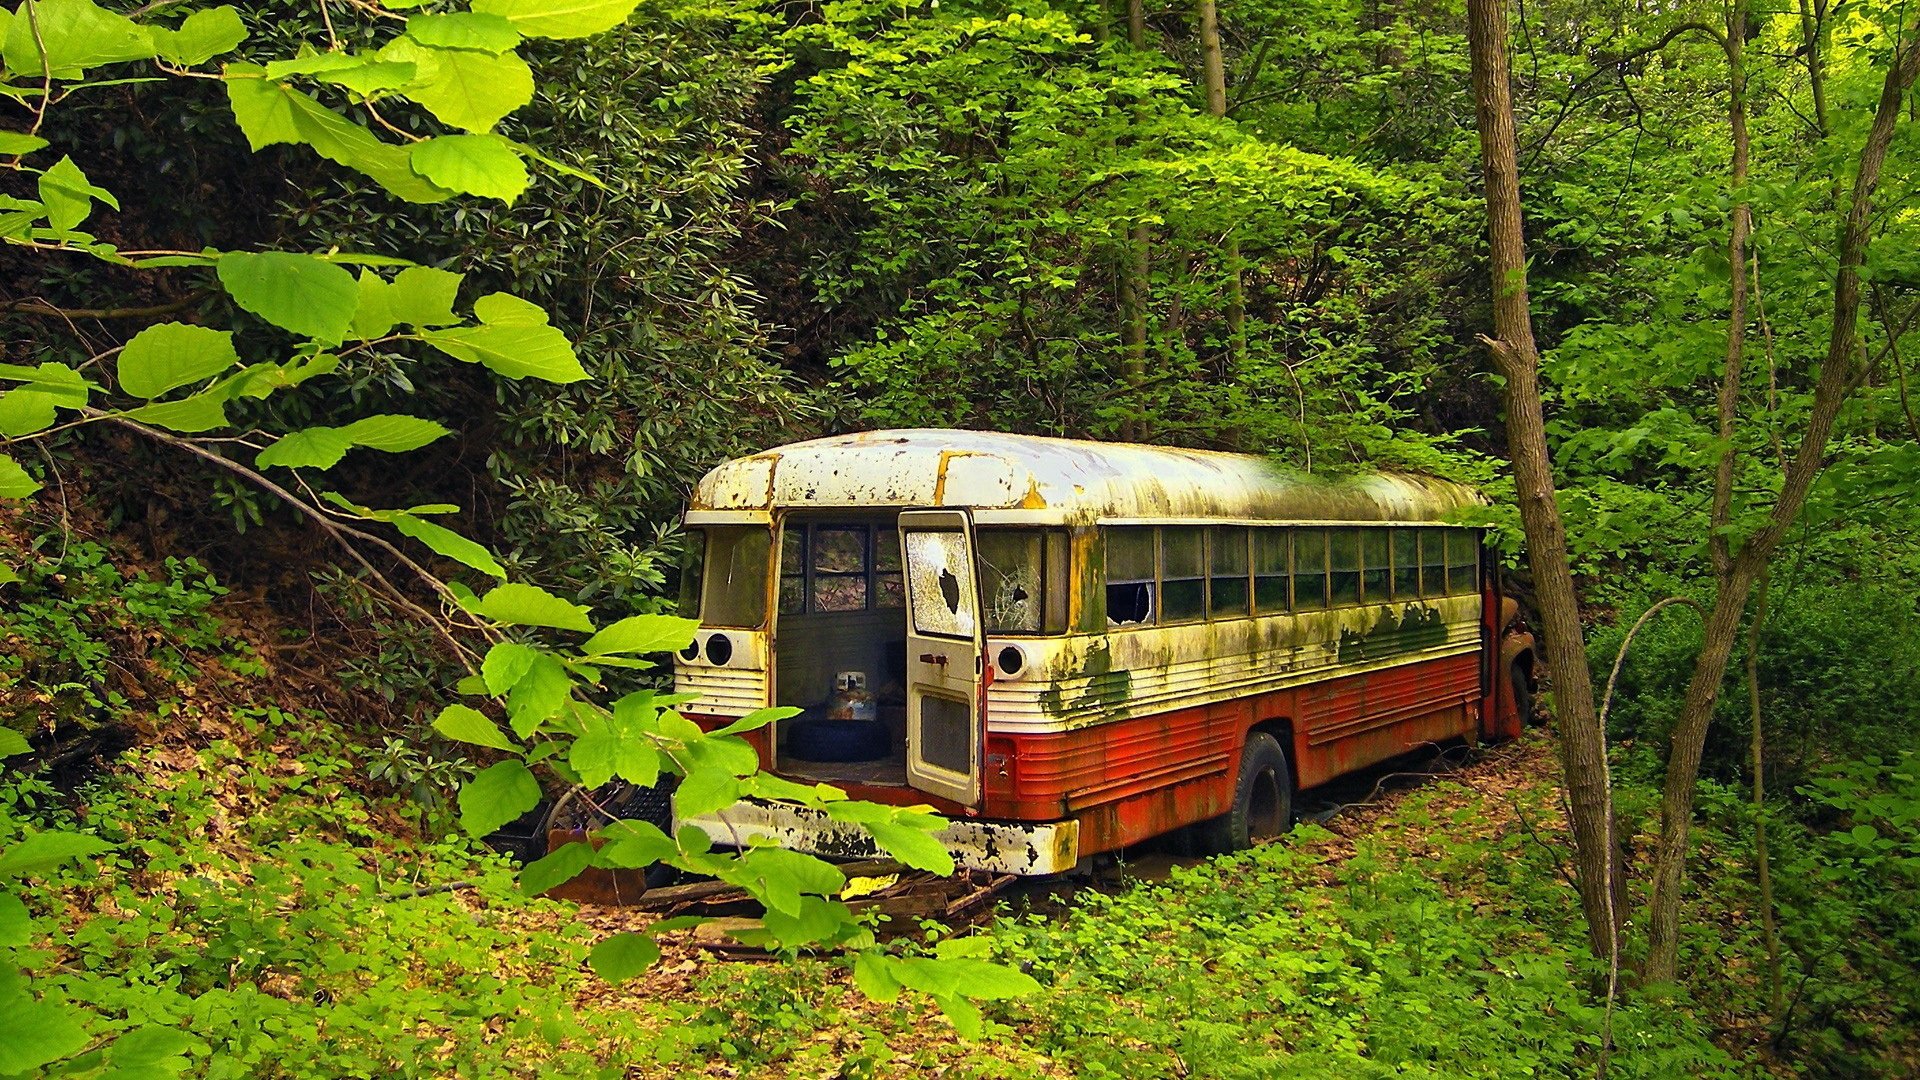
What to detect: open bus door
<box><xmin>896</xmin><ymin>510</ymin><xmax>985</xmax><ymax>806</ymax></box>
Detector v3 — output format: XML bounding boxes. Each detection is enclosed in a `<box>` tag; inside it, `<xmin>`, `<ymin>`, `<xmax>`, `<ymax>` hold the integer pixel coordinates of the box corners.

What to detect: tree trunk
<box><xmin>1746</xmin><ymin>569</ymin><xmax>1783</xmax><ymax>1016</ymax></box>
<box><xmin>1119</xmin><ymin>0</ymin><xmax>1151</xmax><ymax>441</ymax></box>
<box><xmin>1197</xmin><ymin>0</ymin><xmax>1246</xmax><ymax>370</ymax></box>
<box><xmin>1465</xmin><ymin>0</ymin><xmax>1623</xmax><ymax>964</ymax></box>
<box><xmin>1642</xmin><ymin>26</ymin><xmax>1920</xmax><ymax>984</ymax></box>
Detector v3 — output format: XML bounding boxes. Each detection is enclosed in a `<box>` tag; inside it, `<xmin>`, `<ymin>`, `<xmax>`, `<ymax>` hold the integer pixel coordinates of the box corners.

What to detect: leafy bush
<box><xmin>1589</xmin><ymin>581</ymin><xmax>1920</xmax><ymax>789</ymax></box>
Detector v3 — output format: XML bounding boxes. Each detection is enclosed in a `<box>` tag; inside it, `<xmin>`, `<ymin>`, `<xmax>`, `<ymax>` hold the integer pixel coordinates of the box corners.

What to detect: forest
<box><xmin>0</xmin><ymin>0</ymin><xmax>1917</xmax><ymax>1075</ymax></box>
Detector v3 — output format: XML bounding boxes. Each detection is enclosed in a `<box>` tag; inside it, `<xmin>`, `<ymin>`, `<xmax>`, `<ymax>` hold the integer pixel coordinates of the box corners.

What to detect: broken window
<box><xmin>978</xmin><ymin>529</ymin><xmax>1067</xmax><ymax>635</ymax></box>
<box><xmin>905</xmin><ymin>529</ymin><xmax>978</xmax><ymax>639</ymax></box>
<box><xmin>1103</xmin><ymin>526</ymin><xmax>1156</xmax><ymax>627</ymax></box>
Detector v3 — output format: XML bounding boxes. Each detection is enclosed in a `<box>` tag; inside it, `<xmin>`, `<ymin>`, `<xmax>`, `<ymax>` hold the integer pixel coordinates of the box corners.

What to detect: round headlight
<box><xmin>706</xmin><ymin>633</ymin><xmax>734</xmax><ymax>666</ymax></box>
<box><xmin>996</xmin><ymin>644</ymin><xmax>1026</xmax><ymax>678</ymax></box>
<box><xmin>679</xmin><ymin>640</ymin><xmax>701</xmax><ymax>662</ymax></box>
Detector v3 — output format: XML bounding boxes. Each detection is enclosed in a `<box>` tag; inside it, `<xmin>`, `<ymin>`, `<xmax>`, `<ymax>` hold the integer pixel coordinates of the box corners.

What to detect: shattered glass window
<box><xmin>978</xmin><ymin>530</ymin><xmax>1066</xmax><ymax>635</ymax></box>
<box><xmin>905</xmin><ymin>529</ymin><xmax>978</xmax><ymax>639</ymax></box>
<box><xmin>1103</xmin><ymin>527</ymin><xmax>1156</xmax><ymax>626</ymax></box>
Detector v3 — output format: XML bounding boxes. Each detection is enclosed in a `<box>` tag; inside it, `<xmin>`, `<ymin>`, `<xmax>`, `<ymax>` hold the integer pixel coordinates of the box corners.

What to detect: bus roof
<box><xmin>686</xmin><ymin>429</ymin><xmax>1485</xmax><ymax>525</ymax></box>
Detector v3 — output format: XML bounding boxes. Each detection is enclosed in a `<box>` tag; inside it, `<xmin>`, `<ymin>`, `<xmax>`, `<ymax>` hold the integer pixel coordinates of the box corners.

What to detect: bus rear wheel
<box><xmin>1198</xmin><ymin>732</ymin><xmax>1293</xmax><ymax>854</ymax></box>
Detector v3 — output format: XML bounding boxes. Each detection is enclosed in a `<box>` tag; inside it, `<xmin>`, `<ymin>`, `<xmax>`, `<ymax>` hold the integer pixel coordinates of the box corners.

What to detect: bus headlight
<box><xmin>994</xmin><ymin>643</ymin><xmax>1027</xmax><ymax>679</ymax></box>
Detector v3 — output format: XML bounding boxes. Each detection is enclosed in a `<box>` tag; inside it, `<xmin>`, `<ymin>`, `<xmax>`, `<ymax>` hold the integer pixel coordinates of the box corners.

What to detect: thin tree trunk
<box><xmin>1643</xmin><ymin>27</ymin><xmax>1920</xmax><ymax>984</ymax></box>
<box><xmin>1465</xmin><ymin>0</ymin><xmax>1623</xmax><ymax>965</ymax></box>
<box><xmin>1120</xmin><ymin>0</ymin><xmax>1151</xmax><ymax>440</ymax></box>
<box><xmin>1746</xmin><ymin>568</ymin><xmax>1783</xmax><ymax>1016</ymax></box>
<box><xmin>1197</xmin><ymin>0</ymin><xmax>1246</xmax><ymax>369</ymax></box>
<box><xmin>1708</xmin><ymin>0</ymin><xmax>1750</xmax><ymax>583</ymax></box>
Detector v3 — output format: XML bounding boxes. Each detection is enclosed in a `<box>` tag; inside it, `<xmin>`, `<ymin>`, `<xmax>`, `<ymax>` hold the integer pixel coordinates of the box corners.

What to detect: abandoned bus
<box><xmin>672</xmin><ymin>429</ymin><xmax>1536</xmax><ymax>875</ymax></box>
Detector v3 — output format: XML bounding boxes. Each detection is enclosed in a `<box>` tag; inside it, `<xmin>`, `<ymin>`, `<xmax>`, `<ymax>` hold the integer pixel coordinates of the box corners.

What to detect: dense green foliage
<box><xmin>0</xmin><ymin>0</ymin><xmax>1917</xmax><ymax>1073</ymax></box>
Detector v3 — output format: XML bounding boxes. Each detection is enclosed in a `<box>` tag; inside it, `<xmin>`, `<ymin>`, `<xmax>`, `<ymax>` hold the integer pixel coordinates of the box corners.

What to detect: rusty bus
<box><xmin>672</xmin><ymin>430</ymin><xmax>1537</xmax><ymax>875</ymax></box>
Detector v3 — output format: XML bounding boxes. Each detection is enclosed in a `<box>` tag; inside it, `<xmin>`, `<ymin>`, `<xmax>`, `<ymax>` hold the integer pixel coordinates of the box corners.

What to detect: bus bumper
<box><xmin>678</xmin><ymin>800</ymin><xmax>1081</xmax><ymax>876</ymax></box>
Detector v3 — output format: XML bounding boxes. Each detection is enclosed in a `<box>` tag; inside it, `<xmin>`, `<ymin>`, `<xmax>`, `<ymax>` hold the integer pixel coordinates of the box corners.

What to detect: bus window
<box><xmin>812</xmin><ymin>526</ymin><xmax>869</xmax><ymax>612</ymax></box>
<box><xmin>1210</xmin><ymin>526</ymin><xmax>1251</xmax><ymax>618</ymax></box>
<box><xmin>1161</xmin><ymin>527</ymin><xmax>1207</xmax><ymax>623</ymax></box>
<box><xmin>1420</xmin><ymin>527</ymin><xmax>1447</xmax><ymax>598</ymax></box>
<box><xmin>697</xmin><ymin>526</ymin><xmax>771</xmax><ymax>628</ymax></box>
<box><xmin>1392</xmin><ymin>529</ymin><xmax>1419</xmax><ymax>599</ymax></box>
<box><xmin>1104</xmin><ymin>527</ymin><xmax>1156</xmax><ymax>626</ymax></box>
<box><xmin>1329</xmin><ymin>529</ymin><xmax>1361</xmax><ymax>607</ymax></box>
<box><xmin>1361</xmin><ymin>529</ymin><xmax>1390</xmax><ymax>603</ymax></box>
<box><xmin>1447</xmin><ymin>529</ymin><xmax>1480</xmax><ymax>594</ymax></box>
<box><xmin>979</xmin><ymin>529</ymin><xmax>1067</xmax><ymax>634</ymax></box>
<box><xmin>1254</xmin><ymin>528</ymin><xmax>1290</xmax><ymax>613</ymax></box>
<box><xmin>1292</xmin><ymin>528</ymin><xmax>1329</xmax><ymax>610</ymax></box>
<box><xmin>876</xmin><ymin>527</ymin><xmax>904</xmax><ymax>608</ymax></box>
<box><xmin>678</xmin><ymin>528</ymin><xmax>706</xmax><ymax>618</ymax></box>
<box><xmin>779</xmin><ymin>523</ymin><xmax>806</xmax><ymax>614</ymax></box>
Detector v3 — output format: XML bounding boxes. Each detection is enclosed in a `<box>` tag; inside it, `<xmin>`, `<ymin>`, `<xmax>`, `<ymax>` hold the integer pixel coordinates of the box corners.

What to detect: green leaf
<box><xmin>594</xmin><ymin>819</ymin><xmax>676</xmax><ymax>868</ymax></box>
<box><xmin>1</xmin><ymin>0</ymin><xmax>156</xmax><ymax>80</ymax></box>
<box><xmin>0</xmin><ymin>131</ymin><xmax>48</xmax><ymax>156</ymax></box>
<box><xmin>862</xmin><ymin>818</ymin><xmax>955</xmax><ymax>875</ymax></box>
<box><xmin>520</xmin><ymin>840</ymin><xmax>594</xmax><ymax>895</ymax></box>
<box><xmin>929</xmin><ymin>957</ymin><xmax>1040</xmax><ymax>1000</ymax></box>
<box><xmin>410</xmin><ymin>134</ymin><xmax>528</xmax><ymax>203</ymax></box>
<box><xmin>217</xmin><ymin>251</ymin><xmax>359</xmax><ymax>344</ymax></box>
<box><xmin>421</xmin><ymin>321</ymin><xmax>587</xmax><ymax>383</ymax></box>
<box><xmin>381</xmin><ymin>37</ymin><xmax>532</xmax><ymax>132</ymax></box>
<box><xmin>314</xmin><ymin>60</ymin><xmax>419</xmax><ymax>99</ymax></box>
<box><xmin>583</xmin><ymin>614</ymin><xmax>698</xmax><ymax>656</ymax></box>
<box><xmin>224</xmin><ymin>68</ymin><xmax>303</xmax><ymax>149</ymax></box>
<box><xmin>853</xmin><ymin>951</ymin><xmax>904</xmax><ymax>1002</ymax></box>
<box><xmin>117</xmin><ymin>323</ymin><xmax>240</xmax><ymax>398</ymax></box>
<box><xmin>0</xmin><ymin>728</ymin><xmax>29</xmax><ymax>757</ymax></box>
<box><xmin>104</xmin><ymin>1026</ymin><xmax>195</xmax><ymax>1076</ymax></box>
<box><xmin>152</xmin><ymin>6</ymin><xmax>246</xmax><ymax>65</ymax></box>
<box><xmin>570</xmin><ymin>712</ymin><xmax>660</xmax><ymax>788</ymax></box>
<box><xmin>504</xmin><ymin>653</ymin><xmax>571</xmax><ymax>737</ymax></box>
<box><xmin>714</xmin><ymin>706</ymin><xmax>802</xmax><ymax>737</ymax></box>
<box><xmin>0</xmin><ymin>892</ymin><xmax>28</xmax><ymax>948</ymax></box>
<box><xmin>673</xmin><ymin>768</ymin><xmax>739</xmax><ymax>820</ymax></box>
<box><xmin>0</xmin><ymin>453</ymin><xmax>41</xmax><ymax>499</ymax></box>
<box><xmin>432</xmin><ymin>703</ymin><xmax>517</xmax><ymax>751</ymax></box>
<box><xmin>0</xmin><ymin>995</ymin><xmax>90</xmax><ymax>1075</ymax></box>
<box><xmin>405</xmin><ymin>12</ymin><xmax>521</xmax><ymax>53</ymax></box>
<box><xmin>120</xmin><ymin>390</ymin><xmax>230</xmax><ymax>433</ymax></box>
<box><xmin>471</xmin><ymin>0</ymin><xmax>642</xmax><ymax>39</ymax></box>
<box><xmin>0</xmin><ymin>565</ymin><xmax>18</xmax><ymax>586</ymax></box>
<box><xmin>473</xmin><ymin>291</ymin><xmax>548</xmax><ymax>325</ymax></box>
<box><xmin>38</xmin><ymin>155</ymin><xmax>117</xmax><ymax>233</ymax></box>
<box><xmin>224</xmin><ymin>70</ymin><xmax>454</xmax><ymax>204</ymax></box>
<box><xmin>481</xmin><ymin>641</ymin><xmax>542</xmax><ymax>695</ymax></box>
<box><xmin>387</xmin><ymin>266</ymin><xmax>462</xmax><ymax>328</ymax></box>
<box><xmin>0</xmin><ymin>829</ymin><xmax>113</xmax><ymax>877</ymax></box>
<box><xmin>587</xmin><ymin>932</ymin><xmax>659</xmax><ymax>982</ymax></box>
<box><xmin>457</xmin><ymin>760</ymin><xmax>542</xmax><ymax>837</ymax></box>
<box><xmin>391</xmin><ymin>513</ymin><xmax>505</xmax><ymax>578</ymax></box>
<box><xmin>471</xmin><ymin>582</ymin><xmax>594</xmax><ymax>632</ymax></box>
<box><xmin>0</xmin><ymin>388</ymin><xmax>55</xmax><ymax>436</ymax></box>
<box><xmin>255</xmin><ymin>414</ymin><xmax>448</xmax><ymax>469</ymax></box>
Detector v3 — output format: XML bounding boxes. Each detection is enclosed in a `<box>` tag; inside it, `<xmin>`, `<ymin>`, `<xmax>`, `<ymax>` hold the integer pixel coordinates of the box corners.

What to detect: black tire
<box><xmin>785</xmin><ymin>717</ymin><xmax>890</xmax><ymax>763</ymax></box>
<box><xmin>1511</xmin><ymin>659</ymin><xmax>1536</xmax><ymax>726</ymax></box>
<box><xmin>1197</xmin><ymin>732</ymin><xmax>1293</xmax><ymax>854</ymax></box>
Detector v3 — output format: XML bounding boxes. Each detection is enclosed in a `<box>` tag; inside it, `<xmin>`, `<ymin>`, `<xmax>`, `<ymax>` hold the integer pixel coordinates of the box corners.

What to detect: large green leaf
<box><xmin>387</xmin><ymin>266</ymin><xmax>462</xmax><ymax>328</ymax></box>
<box><xmin>570</xmin><ymin>712</ymin><xmax>660</xmax><ymax>788</ymax></box>
<box><xmin>0</xmin><ymin>892</ymin><xmax>28</xmax><ymax>947</ymax></box>
<box><xmin>216</xmin><ymin>251</ymin><xmax>359</xmax><ymax>344</ymax></box>
<box><xmin>0</xmin><ymin>453</ymin><xmax>41</xmax><ymax>499</ymax></box>
<box><xmin>431</xmin><ymin>703</ymin><xmax>517</xmax><ymax>751</ymax></box>
<box><xmin>405</xmin><ymin>12</ymin><xmax>521</xmax><ymax>53</ymax></box>
<box><xmin>103</xmin><ymin>1026</ymin><xmax>195</xmax><ymax>1077</ymax></box>
<box><xmin>254</xmin><ymin>414</ymin><xmax>450</xmax><ymax>469</ymax></box>
<box><xmin>0</xmin><ymin>389</ymin><xmax>55</xmax><ymax>436</ymax></box>
<box><xmin>0</xmin><ymin>0</ymin><xmax>156</xmax><ymax>79</ymax></box>
<box><xmin>0</xmin><ymin>996</ymin><xmax>90</xmax><ymax>1076</ymax></box>
<box><xmin>152</xmin><ymin>5</ymin><xmax>246</xmax><ymax>65</ymax></box>
<box><xmin>382</xmin><ymin>37</ymin><xmax>532</xmax><ymax>132</ymax></box>
<box><xmin>0</xmin><ymin>728</ymin><xmax>29</xmax><ymax>757</ymax></box>
<box><xmin>582</xmin><ymin>614</ymin><xmax>698</xmax><ymax>657</ymax></box>
<box><xmin>471</xmin><ymin>0</ymin><xmax>643</xmax><ymax>39</ymax></box>
<box><xmin>586</xmin><ymin>932</ymin><xmax>659</xmax><ymax>983</ymax></box>
<box><xmin>0</xmin><ymin>131</ymin><xmax>47</xmax><ymax>156</ymax></box>
<box><xmin>421</xmin><ymin>321</ymin><xmax>586</xmax><ymax>383</ymax></box>
<box><xmin>410</xmin><ymin>134</ymin><xmax>528</xmax><ymax>203</ymax></box>
<box><xmin>224</xmin><ymin>67</ymin><xmax>302</xmax><ymax>149</ymax></box>
<box><xmin>37</xmin><ymin>155</ymin><xmax>116</xmax><ymax>233</ymax></box>
<box><xmin>224</xmin><ymin>70</ymin><xmax>454</xmax><ymax>204</ymax></box>
<box><xmin>519</xmin><ymin>840</ymin><xmax>594</xmax><ymax>895</ymax></box>
<box><xmin>391</xmin><ymin>513</ymin><xmax>505</xmax><ymax>578</ymax></box>
<box><xmin>0</xmin><ymin>829</ymin><xmax>113</xmax><ymax>877</ymax></box>
<box><xmin>118</xmin><ymin>322</ymin><xmax>240</xmax><ymax>399</ymax></box>
<box><xmin>470</xmin><ymin>582</ymin><xmax>594</xmax><ymax>632</ymax></box>
<box><xmin>120</xmin><ymin>390</ymin><xmax>231</xmax><ymax>433</ymax></box>
<box><xmin>457</xmin><ymin>760</ymin><xmax>541</xmax><ymax>837</ymax></box>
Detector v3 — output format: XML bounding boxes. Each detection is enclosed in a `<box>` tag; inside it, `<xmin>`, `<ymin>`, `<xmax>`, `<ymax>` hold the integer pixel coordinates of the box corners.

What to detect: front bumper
<box><xmin>679</xmin><ymin>800</ymin><xmax>1081</xmax><ymax>876</ymax></box>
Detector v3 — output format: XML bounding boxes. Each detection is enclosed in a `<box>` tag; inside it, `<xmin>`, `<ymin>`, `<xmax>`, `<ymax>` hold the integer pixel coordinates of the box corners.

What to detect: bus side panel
<box><xmin>984</xmin><ymin>651</ymin><xmax>1481</xmax><ymax>856</ymax></box>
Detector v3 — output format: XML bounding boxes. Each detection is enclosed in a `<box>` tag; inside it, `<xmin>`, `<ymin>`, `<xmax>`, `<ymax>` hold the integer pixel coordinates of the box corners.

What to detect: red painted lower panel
<box><xmin>691</xmin><ymin>651</ymin><xmax>1488</xmax><ymax>860</ymax></box>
